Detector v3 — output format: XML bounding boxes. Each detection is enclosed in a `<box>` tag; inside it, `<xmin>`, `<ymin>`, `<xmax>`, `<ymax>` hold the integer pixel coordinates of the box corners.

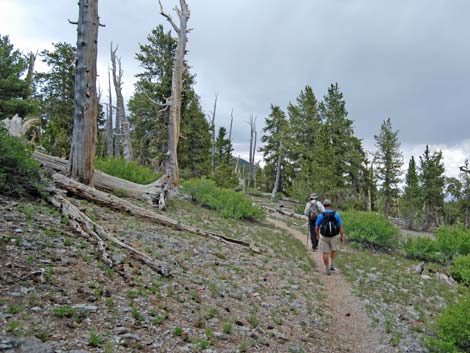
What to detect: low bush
<box><xmin>340</xmin><ymin>211</ymin><xmax>400</xmax><ymax>249</ymax></box>
<box><xmin>435</xmin><ymin>225</ymin><xmax>470</xmax><ymax>258</ymax></box>
<box><xmin>450</xmin><ymin>255</ymin><xmax>470</xmax><ymax>286</ymax></box>
<box><xmin>182</xmin><ymin>178</ymin><xmax>265</xmax><ymax>220</ymax></box>
<box><xmin>94</xmin><ymin>157</ymin><xmax>160</xmax><ymax>185</ymax></box>
<box><xmin>0</xmin><ymin>126</ymin><xmax>41</xmax><ymax>196</ymax></box>
<box><xmin>402</xmin><ymin>237</ymin><xmax>445</xmax><ymax>263</ymax></box>
<box><xmin>426</xmin><ymin>297</ymin><xmax>470</xmax><ymax>353</ymax></box>
<box><xmin>403</xmin><ymin>224</ymin><xmax>470</xmax><ymax>264</ymax></box>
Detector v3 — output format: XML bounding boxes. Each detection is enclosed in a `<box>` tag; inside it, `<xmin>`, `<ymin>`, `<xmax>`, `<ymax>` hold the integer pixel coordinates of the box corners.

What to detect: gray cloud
<box><xmin>2</xmin><ymin>0</ymin><xmax>470</xmax><ymax>170</ymax></box>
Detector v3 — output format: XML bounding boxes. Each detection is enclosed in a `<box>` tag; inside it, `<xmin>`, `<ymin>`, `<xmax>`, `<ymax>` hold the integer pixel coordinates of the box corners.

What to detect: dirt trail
<box><xmin>268</xmin><ymin>217</ymin><xmax>394</xmax><ymax>353</ymax></box>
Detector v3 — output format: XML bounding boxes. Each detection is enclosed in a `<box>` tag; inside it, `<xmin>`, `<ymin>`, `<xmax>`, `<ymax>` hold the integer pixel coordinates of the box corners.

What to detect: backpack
<box><xmin>319</xmin><ymin>211</ymin><xmax>340</xmax><ymax>237</ymax></box>
<box><xmin>308</xmin><ymin>201</ymin><xmax>322</xmax><ymax>222</ymax></box>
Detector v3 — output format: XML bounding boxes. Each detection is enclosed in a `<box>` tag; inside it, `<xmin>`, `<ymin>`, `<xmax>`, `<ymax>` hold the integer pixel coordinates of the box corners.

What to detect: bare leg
<box><xmin>323</xmin><ymin>253</ymin><xmax>329</xmax><ymax>267</ymax></box>
<box><xmin>330</xmin><ymin>250</ymin><xmax>337</xmax><ymax>269</ymax></box>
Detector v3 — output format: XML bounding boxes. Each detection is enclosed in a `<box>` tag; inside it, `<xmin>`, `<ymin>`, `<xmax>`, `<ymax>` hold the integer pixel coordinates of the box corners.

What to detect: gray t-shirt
<box><xmin>304</xmin><ymin>200</ymin><xmax>325</xmax><ymax>218</ymax></box>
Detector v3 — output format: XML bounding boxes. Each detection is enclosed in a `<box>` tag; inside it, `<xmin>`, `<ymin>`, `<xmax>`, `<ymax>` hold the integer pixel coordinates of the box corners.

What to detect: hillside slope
<box><xmin>1</xmin><ymin>195</ymin><xmax>328</xmax><ymax>353</ymax></box>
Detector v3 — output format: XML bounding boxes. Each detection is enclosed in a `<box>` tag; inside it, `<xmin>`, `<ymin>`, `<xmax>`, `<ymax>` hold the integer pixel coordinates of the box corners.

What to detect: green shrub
<box><xmin>94</xmin><ymin>157</ymin><xmax>160</xmax><ymax>184</ymax></box>
<box><xmin>182</xmin><ymin>178</ymin><xmax>265</xmax><ymax>220</ymax></box>
<box><xmin>0</xmin><ymin>126</ymin><xmax>41</xmax><ymax>196</ymax></box>
<box><xmin>426</xmin><ymin>297</ymin><xmax>470</xmax><ymax>353</ymax></box>
<box><xmin>402</xmin><ymin>237</ymin><xmax>446</xmax><ymax>263</ymax></box>
<box><xmin>341</xmin><ymin>211</ymin><xmax>400</xmax><ymax>249</ymax></box>
<box><xmin>451</xmin><ymin>255</ymin><xmax>470</xmax><ymax>285</ymax></box>
<box><xmin>435</xmin><ymin>225</ymin><xmax>470</xmax><ymax>258</ymax></box>
<box><xmin>403</xmin><ymin>224</ymin><xmax>470</xmax><ymax>264</ymax></box>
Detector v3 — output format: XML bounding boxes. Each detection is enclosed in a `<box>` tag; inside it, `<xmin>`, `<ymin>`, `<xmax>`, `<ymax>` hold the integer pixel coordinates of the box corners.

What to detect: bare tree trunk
<box><xmin>247</xmin><ymin>115</ymin><xmax>256</xmax><ymax>189</ymax></box>
<box><xmin>271</xmin><ymin>142</ymin><xmax>282</xmax><ymax>199</ymax></box>
<box><xmin>68</xmin><ymin>0</ymin><xmax>99</xmax><ymax>185</ymax></box>
<box><xmin>159</xmin><ymin>0</ymin><xmax>190</xmax><ymax>191</ymax></box>
<box><xmin>110</xmin><ymin>43</ymin><xmax>133</xmax><ymax>161</ymax></box>
<box><xmin>25</xmin><ymin>51</ymin><xmax>37</xmax><ymax>99</ymax></box>
<box><xmin>210</xmin><ymin>93</ymin><xmax>218</xmax><ymax>174</ymax></box>
<box><xmin>228</xmin><ymin>108</ymin><xmax>234</xmax><ymax>142</ymax></box>
<box><xmin>106</xmin><ymin>69</ymin><xmax>114</xmax><ymax>157</ymax></box>
<box><xmin>253</xmin><ymin>130</ymin><xmax>257</xmax><ymax>189</ymax></box>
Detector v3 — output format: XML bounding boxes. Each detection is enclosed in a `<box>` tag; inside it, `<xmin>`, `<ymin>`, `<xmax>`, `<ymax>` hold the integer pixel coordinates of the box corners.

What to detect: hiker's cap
<box><xmin>309</xmin><ymin>193</ymin><xmax>318</xmax><ymax>200</ymax></box>
<box><xmin>323</xmin><ymin>199</ymin><xmax>332</xmax><ymax>206</ymax></box>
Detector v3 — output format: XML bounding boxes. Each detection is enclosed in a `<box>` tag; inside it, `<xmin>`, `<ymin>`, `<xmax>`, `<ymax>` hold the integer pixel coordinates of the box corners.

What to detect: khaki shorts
<box><xmin>320</xmin><ymin>235</ymin><xmax>339</xmax><ymax>253</ymax></box>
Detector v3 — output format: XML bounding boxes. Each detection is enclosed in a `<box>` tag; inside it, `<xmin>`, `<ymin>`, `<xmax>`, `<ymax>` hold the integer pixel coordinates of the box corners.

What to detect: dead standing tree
<box><xmin>228</xmin><ymin>108</ymin><xmax>234</xmax><ymax>142</ymax></box>
<box><xmin>68</xmin><ymin>0</ymin><xmax>101</xmax><ymax>185</ymax></box>
<box><xmin>111</xmin><ymin>43</ymin><xmax>133</xmax><ymax>161</ymax></box>
<box><xmin>271</xmin><ymin>140</ymin><xmax>283</xmax><ymax>199</ymax></box>
<box><xmin>105</xmin><ymin>68</ymin><xmax>114</xmax><ymax>157</ymax></box>
<box><xmin>247</xmin><ymin>115</ymin><xmax>256</xmax><ymax>189</ymax></box>
<box><xmin>209</xmin><ymin>93</ymin><xmax>218</xmax><ymax>174</ymax></box>
<box><xmin>158</xmin><ymin>0</ymin><xmax>190</xmax><ymax>191</ymax></box>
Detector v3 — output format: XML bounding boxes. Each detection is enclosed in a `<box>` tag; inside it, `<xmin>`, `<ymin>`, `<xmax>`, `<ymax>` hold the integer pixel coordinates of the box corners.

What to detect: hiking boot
<box><xmin>330</xmin><ymin>266</ymin><xmax>336</xmax><ymax>271</ymax></box>
<box><xmin>312</xmin><ymin>246</ymin><xmax>317</xmax><ymax>251</ymax></box>
<box><xmin>325</xmin><ymin>268</ymin><xmax>331</xmax><ymax>275</ymax></box>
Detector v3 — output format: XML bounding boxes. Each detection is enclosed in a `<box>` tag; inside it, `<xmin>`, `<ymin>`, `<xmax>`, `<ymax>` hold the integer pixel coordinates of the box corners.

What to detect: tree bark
<box><xmin>159</xmin><ymin>0</ymin><xmax>190</xmax><ymax>191</ymax></box>
<box><xmin>110</xmin><ymin>43</ymin><xmax>133</xmax><ymax>161</ymax></box>
<box><xmin>68</xmin><ymin>0</ymin><xmax>99</xmax><ymax>185</ymax></box>
<box><xmin>52</xmin><ymin>173</ymin><xmax>260</xmax><ymax>252</ymax></box>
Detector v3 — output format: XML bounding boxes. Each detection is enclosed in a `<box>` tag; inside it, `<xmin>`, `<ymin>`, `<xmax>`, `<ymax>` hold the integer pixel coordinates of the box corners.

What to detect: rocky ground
<box><xmin>1</xmin><ymin>194</ymin><xmax>461</xmax><ymax>353</ymax></box>
<box><xmin>1</xmin><ymin>195</ymin><xmax>328</xmax><ymax>353</ymax></box>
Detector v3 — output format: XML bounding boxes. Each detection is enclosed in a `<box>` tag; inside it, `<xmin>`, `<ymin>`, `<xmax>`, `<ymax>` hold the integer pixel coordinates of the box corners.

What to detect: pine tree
<box><xmin>35</xmin><ymin>42</ymin><xmax>76</xmax><ymax>157</ymax></box>
<box><xmin>319</xmin><ymin>82</ymin><xmax>365</xmax><ymax>204</ymax></box>
<box><xmin>128</xmin><ymin>25</ymin><xmax>175</xmax><ymax>168</ymax></box>
<box><xmin>0</xmin><ymin>35</ymin><xmax>35</xmax><ymax>119</ymax></box>
<box><xmin>178</xmin><ymin>95</ymin><xmax>211</xmax><ymax>179</ymax></box>
<box><xmin>374</xmin><ymin>118</ymin><xmax>403</xmax><ymax>218</ymax></box>
<box><xmin>213</xmin><ymin>126</ymin><xmax>237</xmax><ymax>188</ymax></box>
<box><xmin>260</xmin><ymin>105</ymin><xmax>289</xmax><ymax>197</ymax></box>
<box><xmin>402</xmin><ymin>156</ymin><xmax>421</xmax><ymax>229</ymax></box>
<box><xmin>128</xmin><ymin>25</ymin><xmax>210</xmax><ymax>176</ymax></box>
<box><xmin>419</xmin><ymin>145</ymin><xmax>445</xmax><ymax>229</ymax></box>
<box><xmin>286</xmin><ymin>85</ymin><xmax>321</xmax><ymax>197</ymax></box>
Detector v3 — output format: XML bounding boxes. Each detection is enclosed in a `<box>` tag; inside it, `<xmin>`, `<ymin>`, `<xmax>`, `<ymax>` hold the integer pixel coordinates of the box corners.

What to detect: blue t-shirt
<box><xmin>315</xmin><ymin>209</ymin><xmax>343</xmax><ymax>227</ymax></box>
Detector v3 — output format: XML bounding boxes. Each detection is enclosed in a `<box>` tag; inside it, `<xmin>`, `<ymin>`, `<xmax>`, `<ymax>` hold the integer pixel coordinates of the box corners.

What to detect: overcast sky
<box><xmin>1</xmin><ymin>0</ymin><xmax>469</xmax><ymax>177</ymax></box>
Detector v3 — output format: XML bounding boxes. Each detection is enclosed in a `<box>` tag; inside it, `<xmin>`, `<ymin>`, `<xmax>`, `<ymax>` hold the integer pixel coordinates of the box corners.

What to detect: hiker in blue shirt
<box><xmin>315</xmin><ymin>199</ymin><xmax>345</xmax><ymax>275</ymax></box>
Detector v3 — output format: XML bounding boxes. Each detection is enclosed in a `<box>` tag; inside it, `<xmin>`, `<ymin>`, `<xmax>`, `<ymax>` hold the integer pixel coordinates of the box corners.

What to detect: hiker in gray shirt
<box><xmin>304</xmin><ymin>193</ymin><xmax>324</xmax><ymax>250</ymax></box>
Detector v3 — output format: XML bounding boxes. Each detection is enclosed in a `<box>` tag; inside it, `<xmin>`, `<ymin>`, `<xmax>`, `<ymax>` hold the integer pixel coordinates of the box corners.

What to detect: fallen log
<box><xmin>34</xmin><ymin>151</ymin><xmax>168</xmax><ymax>209</ymax></box>
<box><xmin>47</xmin><ymin>187</ymin><xmax>172</xmax><ymax>277</ymax></box>
<box><xmin>261</xmin><ymin>205</ymin><xmax>307</xmax><ymax>221</ymax></box>
<box><xmin>52</xmin><ymin>173</ymin><xmax>261</xmax><ymax>253</ymax></box>
<box><xmin>280</xmin><ymin>196</ymin><xmax>303</xmax><ymax>205</ymax></box>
